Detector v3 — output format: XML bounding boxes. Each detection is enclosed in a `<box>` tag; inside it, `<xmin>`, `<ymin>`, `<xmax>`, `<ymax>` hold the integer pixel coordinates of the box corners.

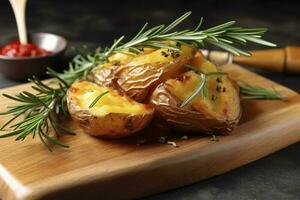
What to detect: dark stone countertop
<box><xmin>0</xmin><ymin>0</ymin><xmax>299</xmax><ymax>199</ymax></box>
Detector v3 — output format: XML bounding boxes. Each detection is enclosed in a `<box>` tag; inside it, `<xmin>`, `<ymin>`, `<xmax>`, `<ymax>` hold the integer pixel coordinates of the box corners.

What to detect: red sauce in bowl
<box><xmin>0</xmin><ymin>41</ymin><xmax>51</xmax><ymax>57</ymax></box>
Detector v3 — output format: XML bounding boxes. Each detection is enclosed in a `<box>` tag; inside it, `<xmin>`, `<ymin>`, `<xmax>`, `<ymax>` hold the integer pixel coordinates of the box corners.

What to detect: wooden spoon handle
<box><xmin>201</xmin><ymin>46</ymin><xmax>300</xmax><ymax>74</ymax></box>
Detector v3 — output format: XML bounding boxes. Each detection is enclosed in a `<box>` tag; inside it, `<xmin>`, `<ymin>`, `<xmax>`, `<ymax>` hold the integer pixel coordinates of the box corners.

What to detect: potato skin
<box><xmin>150</xmin><ymin>79</ymin><xmax>241</xmax><ymax>135</ymax></box>
<box><xmin>91</xmin><ymin>46</ymin><xmax>196</xmax><ymax>102</ymax></box>
<box><xmin>67</xmin><ymin>81</ymin><xmax>154</xmax><ymax>138</ymax></box>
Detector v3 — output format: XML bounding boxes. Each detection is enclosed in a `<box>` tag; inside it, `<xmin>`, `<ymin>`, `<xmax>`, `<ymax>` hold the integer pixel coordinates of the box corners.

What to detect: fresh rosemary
<box><xmin>180</xmin><ymin>73</ymin><xmax>207</xmax><ymax>107</ymax></box>
<box><xmin>0</xmin><ymin>12</ymin><xmax>276</xmax><ymax>151</ymax></box>
<box><xmin>239</xmin><ymin>82</ymin><xmax>285</xmax><ymax>100</ymax></box>
<box><xmin>88</xmin><ymin>91</ymin><xmax>109</xmax><ymax>108</ymax></box>
<box><xmin>55</xmin><ymin>48</ymin><xmax>107</xmax><ymax>86</ymax></box>
<box><xmin>108</xmin><ymin>11</ymin><xmax>275</xmax><ymax>56</ymax></box>
<box><xmin>0</xmin><ymin>76</ymin><xmax>74</xmax><ymax>152</ymax></box>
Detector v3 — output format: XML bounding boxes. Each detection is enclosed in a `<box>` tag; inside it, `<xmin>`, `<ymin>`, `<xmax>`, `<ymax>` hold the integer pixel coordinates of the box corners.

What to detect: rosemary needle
<box><xmin>181</xmin><ymin>64</ymin><xmax>227</xmax><ymax>107</ymax></box>
<box><xmin>180</xmin><ymin>73</ymin><xmax>206</xmax><ymax>107</ymax></box>
<box><xmin>239</xmin><ymin>82</ymin><xmax>285</xmax><ymax>100</ymax></box>
<box><xmin>89</xmin><ymin>91</ymin><xmax>109</xmax><ymax>108</ymax></box>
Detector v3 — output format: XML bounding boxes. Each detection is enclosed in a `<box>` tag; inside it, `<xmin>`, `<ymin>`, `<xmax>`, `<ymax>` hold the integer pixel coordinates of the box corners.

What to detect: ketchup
<box><xmin>0</xmin><ymin>41</ymin><xmax>51</xmax><ymax>57</ymax></box>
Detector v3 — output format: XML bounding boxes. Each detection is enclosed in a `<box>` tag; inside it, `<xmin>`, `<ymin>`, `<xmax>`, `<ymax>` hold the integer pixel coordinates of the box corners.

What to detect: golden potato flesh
<box><xmin>101</xmin><ymin>52</ymin><xmax>136</xmax><ymax>68</ymax></box>
<box><xmin>67</xmin><ymin>81</ymin><xmax>154</xmax><ymax>138</ymax></box>
<box><xmin>150</xmin><ymin>65</ymin><xmax>241</xmax><ymax>134</ymax></box>
<box><xmin>91</xmin><ymin>45</ymin><xmax>196</xmax><ymax>102</ymax></box>
<box><xmin>189</xmin><ymin>51</ymin><xmax>219</xmax><ymax>73</ymax></box>
<box><xmin>101</xmin><ymin>47</ymin><xmax>157</xmax><ymax>68</ymax></box>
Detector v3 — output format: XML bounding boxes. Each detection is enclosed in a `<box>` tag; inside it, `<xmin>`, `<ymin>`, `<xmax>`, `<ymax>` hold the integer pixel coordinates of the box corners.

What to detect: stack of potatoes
<box><xmin>67</xmin><ymin>44</ymin><xmax>241</xmax><ymax>138</ymax></box>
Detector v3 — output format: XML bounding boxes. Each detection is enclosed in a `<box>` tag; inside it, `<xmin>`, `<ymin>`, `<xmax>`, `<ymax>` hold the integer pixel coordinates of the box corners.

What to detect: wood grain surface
<box><xmin>0</xmin><ymin>64</ymin><xmax>299</xmax><ymax>200</ymax></box>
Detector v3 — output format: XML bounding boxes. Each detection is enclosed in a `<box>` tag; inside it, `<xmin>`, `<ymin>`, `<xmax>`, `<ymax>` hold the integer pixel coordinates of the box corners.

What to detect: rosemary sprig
<box><xmin>89</xmin><ymin>91</ymin><xmax>109</xmax><ymax>108</ymax></box>
<box><xmin>55</xmin><ymin>48</ymin><xmax>107</xmax><ymax>85</ymax></box>
<box><xmin>107</xmin><ymin>11</ymin><xmax>275</xmax><ymax>56</ymax></box>
<box><xmin>0</xmin><ymin>12</ymin><xmax>277</xmax><ymax>151</ymax></box>
<box><xmin>0</xmin><ymin>76</ymin><xmax>74</xmax><ymax>152</ymax></box>
<box><xmin>239</xmin><ymin>82</ymin><xmax>285</xmax><ymax>100</ymax></box>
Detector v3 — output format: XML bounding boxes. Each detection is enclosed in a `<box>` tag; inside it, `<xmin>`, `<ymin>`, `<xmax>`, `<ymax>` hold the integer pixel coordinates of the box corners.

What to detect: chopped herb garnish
<box><xmin>161</xmin><ymin>51</ymin><xmax>169</xmax><ymax>57</ymax></box>
<box><xmin>169</xmin><ymin>49</ymin><xmax>181</xmax><ymax>58</ymax></box>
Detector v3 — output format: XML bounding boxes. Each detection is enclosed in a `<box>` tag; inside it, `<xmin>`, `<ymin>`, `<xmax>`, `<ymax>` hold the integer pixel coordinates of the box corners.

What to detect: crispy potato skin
<box><xmin>150</xmin><ymin>76</ymin><xmax>241</xmax><ymax>135</ymax></box>
<box><xmin>67</xmin><ymin>110</ymin><xmax>153</xmax><ymax>138</ymax></box>
<box><xmin>91</xmin><ymin>45</ymin><xmax>196</xmax><ymax>102</ymax></box>
<box><xmin>69</xmin><ymin>49</ymin><xmax>242</xmax><ymax>137</ymax></box>
<box><xmin>67</xmin><ymin>81</ymin><xmax>154</xmax><ymax>138</ymax></box>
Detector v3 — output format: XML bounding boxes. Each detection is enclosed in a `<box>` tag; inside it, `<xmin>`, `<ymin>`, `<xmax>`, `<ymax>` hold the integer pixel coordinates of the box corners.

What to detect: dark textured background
<box><xmin>0</xmin><ymin>0</ymin><xmax>299</xmax><ymax>199</ymax></box>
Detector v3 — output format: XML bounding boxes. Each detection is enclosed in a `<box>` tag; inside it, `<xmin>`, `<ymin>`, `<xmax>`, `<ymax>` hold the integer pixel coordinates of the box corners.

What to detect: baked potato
<box><xmin>150</xmin><ymin>57</ymin><xmax>241</xmax><ymax>134</ymax></box>
<box><xmin>67</xmin><ymin>80</ymin><xmax>154</xmax><ymax>138</ymax></box>
<box><xmin>190</xmin><ymin>51</ymin><xmax>219</xmax><ymax>73</ymax></box>
<box><xmin>91</xmin><ymin>44</ymin><xmax>196</xmax><ymax>102</ymax></box>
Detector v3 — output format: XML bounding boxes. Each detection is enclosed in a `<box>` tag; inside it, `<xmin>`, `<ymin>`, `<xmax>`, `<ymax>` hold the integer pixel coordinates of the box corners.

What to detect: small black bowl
<box><xmin>0</xmin><ymin>33</ymin><xmax>67</xmax><ymax>80</ymax></box>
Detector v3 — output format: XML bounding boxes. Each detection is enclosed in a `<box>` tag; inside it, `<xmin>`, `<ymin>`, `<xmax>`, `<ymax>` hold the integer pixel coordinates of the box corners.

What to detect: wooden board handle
<box><xmin>202</xmin><ymin>46</ymin><xmax>300</xmax><ymax>74</ymax></box>
<box><xmin>285</xmin><ymin>46</ymin><xmax>300</xmax><ymax>74</ymax></box>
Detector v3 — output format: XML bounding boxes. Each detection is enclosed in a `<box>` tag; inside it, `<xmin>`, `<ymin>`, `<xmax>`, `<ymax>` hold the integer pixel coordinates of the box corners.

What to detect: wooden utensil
<box><xmin>0</xmin><ymin>64</ymin><xmax>299</xmax><ymax>200</ymax></box>
<box><xmin>202</xmin><ymin>46</ymin><xmax>300</xmax><ymax>74</ymax></box>
<box><xmin>9</xmin><ymin>0</ymin><xmax>28</xmax><ymax>44</ymax></box>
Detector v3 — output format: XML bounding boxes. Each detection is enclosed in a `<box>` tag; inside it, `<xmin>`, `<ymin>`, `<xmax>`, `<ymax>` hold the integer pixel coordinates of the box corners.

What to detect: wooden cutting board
<box><xmin>0</xmin><ymin>64</ymin><xmax>299</xmax><ymax>200</ymax></box>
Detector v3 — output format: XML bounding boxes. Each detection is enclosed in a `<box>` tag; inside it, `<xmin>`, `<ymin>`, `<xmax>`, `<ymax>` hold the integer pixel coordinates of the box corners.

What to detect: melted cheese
<box><xmin>70</xmin><ymin>81</ymin><xmax>151</xmax><ymax>116</ymax></box>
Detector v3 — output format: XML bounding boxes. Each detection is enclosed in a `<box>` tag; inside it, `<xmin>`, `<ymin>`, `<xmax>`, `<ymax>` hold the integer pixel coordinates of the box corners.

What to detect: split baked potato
<box><xmin>150</xmin><ymin>54</ymin><xmax>241</xmax><ymax>134</ymax></box>
<box><xmin>67</xmin><ymin>80</ymin><xmax>154</xmax><ymax>138</ymax></box>
<box><xmin>90</xmin><ymin>44</ymin><xmax>196</xmax><ymax>102</ymax></box>
<box><xmin>69</xmin><ymin>49</ymin><xmax>241</xmax><ymax>138</ymax></box>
